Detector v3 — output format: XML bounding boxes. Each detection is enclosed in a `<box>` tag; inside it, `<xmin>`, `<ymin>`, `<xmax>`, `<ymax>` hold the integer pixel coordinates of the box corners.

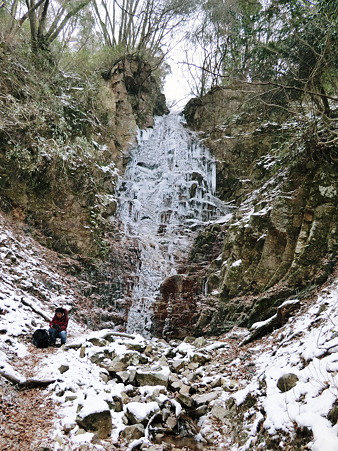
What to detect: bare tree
<box><xmin>1</xmin><ymin>0</ymin><xmax>92</xmax><ymax>55</ymax></box>
<box><xmin>91</xmin><ymin>0</ymin><xmax>195</xmax><ymax>57</ymax></box>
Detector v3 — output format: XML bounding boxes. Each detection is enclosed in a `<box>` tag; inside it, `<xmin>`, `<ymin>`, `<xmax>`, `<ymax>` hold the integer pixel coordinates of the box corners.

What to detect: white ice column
<box><xmin>116</xmin><ymin>113</ymin><xmax>228</xmax><ymax>337</ymax></box>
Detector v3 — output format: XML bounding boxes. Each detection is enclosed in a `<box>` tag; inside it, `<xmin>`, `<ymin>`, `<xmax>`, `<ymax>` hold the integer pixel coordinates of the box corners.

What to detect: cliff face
<box><xmin>0</xmin><ymin>50</ymin><xmax>168</xmax><ymax>257</ymax></box>
<box><xmin>2</xmin><ymin>46</ymin><xmax>337</xmax><ymax>337</ymax></box>
<box><xmin>106</xmin><ymin>55</ymin><xmax>169</xmax><ymax>151</ymax></box>
<box><xmin>0</xmin><ymin>49</ymin><xmax>168</xmax><ymax>329</ymax></box>
<box><xmin>153</xmin><ymin>87</ymin><xmax>338</xmax><ymax>338</ymax></box>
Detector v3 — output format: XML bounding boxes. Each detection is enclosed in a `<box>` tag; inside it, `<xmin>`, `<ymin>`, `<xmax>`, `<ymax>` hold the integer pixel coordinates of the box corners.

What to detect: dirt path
<box><xmin>0</xmin><ymin>345</ymin><xmax>59</xmax><ymax>451</ymax></box>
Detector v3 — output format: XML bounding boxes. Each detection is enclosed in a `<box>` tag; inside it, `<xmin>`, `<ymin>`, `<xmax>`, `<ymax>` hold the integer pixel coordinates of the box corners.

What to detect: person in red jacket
<box><xmin>49</xmin><ymin>307</ymin><xmax>68</xmax><ymax>346</ymax></box>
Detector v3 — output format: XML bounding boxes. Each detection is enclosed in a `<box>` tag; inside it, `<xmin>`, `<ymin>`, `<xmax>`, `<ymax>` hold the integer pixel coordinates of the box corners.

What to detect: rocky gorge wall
<box><xmin>1</xmin><ymin>45</ymin><xmax>337</xmax><ymax>337</ymax></box>
<box><xmin>0</xmin><ymin>49</ymin><xmax>168</xmax><ymax>329</ymax></box>
<box><xmin>153</xmin><ymin>87</ymin><xmax>338</xmax><ymax>338</ymax></box>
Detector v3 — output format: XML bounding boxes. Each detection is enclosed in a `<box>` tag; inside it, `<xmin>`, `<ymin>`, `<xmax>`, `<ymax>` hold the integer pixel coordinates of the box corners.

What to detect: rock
<box><xmin>112</xmin><ymin>395</ymin><xmax>123</xmax><ymax>412</ymax></box>
<box><xmin>241</xmin><ymin>314</ymin><xmax>278</xmax><ymax>345</ymax></box>
<box><xmin>190</xmin><ymin>405</ymin><xmax>208</xmax><ymax>419</ymax></box>
<box><xmin>183</xmin><ymin>370</ymin><xmax>199</xmax><ymax>383</ymax></box>
<box><xmin>179</xmin><ymin>383</ymin><xmax>190</xmax><ymax>396</ymax></box>
<box><xmin>192</xmin><ymin>390</ymin><xmax>221</xmax><ymax>406</ymax></box>
<box><xmin>210</xmin><ymin>405</ymin><xmax>228</xmax><ymax>421</ymax></box>
<box><xmin>169</xmin><ymin>379</ymin><xmax>184</xmax><ymax>392</ymax></box>
<box><xmin>89</xmin><ymin>348</ymin><xmax>116</xmax><ymax>367</ymax></box>
<box><xmin>144</xmin><ymin>344</ymin><xmax>153</xmax><ymax>355</ymax></box>
<box><xmin>327</xmin><ymin>401</ymin><xmax>338</xmax><ymax>425</ymax></box>
<box><xmin>87</xmin><ymin>337</ymin><xmax>109</xmax><ymax>347</ymax></box>
<box><xmin>176</xmin><ymin>413</ymin><xmax>200</xmax><ymax>437</ymax></box>
<box><xmin>106</xmin><ymin>393</ymin><xmax>124</xmax><ymax>412</ymax></box>
<box><xmin>184</xmin><ymin>336</ymin><xmax>196</xmax><ymax>344</ymax></box>
<box><xmin>124</xmin><ymin>342</ymin><xmax>147</xmax><ymax>353</ymax></box>
<box><xmin>63</xmin><ymin>422</ymin><xmax>76</xmax><ymax>434</ymax></box>
<box><xmin>158</xmin><ymin>355</ymin><xmax>169</xmax><ymax>366</ymax></box>
<box><xmin>76</xmin><ymin>397</ymin><xmax>112</xmax><ymax>439</ymax></box>
<box><xmin>64</xmin><ymin>343</ymin><xmax>82</xmax><ymax>351</ymax></box>
<box><xmin>76</xmin><ymin>409</ymin><xmax>112</xmax><ymax>439</ymax></box>
<box><xmin>120</xmin><ymin>423</ymin><xmax>145</xmax><ymax>441</ymax></box>
<box><xmin>91</xmin><ymin>348</ymin><xmax>142</xmax><ymax>372</ymax></box>
<box><xmin>193</xmin><ymin>337</ymin><xmax>208</xmax><ymax>348</ymax></box>
<box><xmin>189</xmin><ymin>352</ymin><xmax>210</xmax><ymax>365</ymax></box>
<box><xmin>116</xmin><ymin>371</ymin><xmax>132</xmax><ymax>383</ymax></box>
<box><xmin>277</xmin><ymin>373</ymin><xmax>299</xmax><ymax>392</ymax></box>
<box><xmin>109</xmin><ymin>55</ymin><xmax>169</xmax><ymax>131</ymax></box>
<box><xmin>210</xmin><ymin>376</ymin><xmax>222</xmax><ymax>388</ymax></box>
<box><xmin>58</xmin><ymin>364</ymin><xmax>69</xmax><ymax>374</ymax></box>
<box><xmin>100</xmin><ymin>371</ymin><xmax>110</xmax><ymax>383</ymax></box>
<box><xmin>242</xmin><ymin>299</ymin><xmax>301</xmax><ymax>345</ymax></box>
<box><xmin>222</xmin><ymin>379</ymin><xmax>239</xmax><ymax>392</ymax></box>
<box><xmin>172</xmin><ymin>358</ymin><xmax>186</xmax><ymax>372</ymax></box>
<box><xmin>135</xmin><ymin>366</ymin><xmax>170</xmax><ymax>387</ymax></box>
<box><xmin>108</xmin><ymin>351</ymin><xmax>142</xmax><ymax>372</ymax></box>
<box><xmin>187</xmin><ymin>362</ymin><xmax>200</xmax><ymax>370</ymax></box>
<box><xmin>165</xmin><ymin>413</ymin><xmax>178</xmax><ymax>430</ymax></box>
<box><xmin>276</xmin><ymin>299</ymin><xmax>301</xmax><ymax>326</ymax></box>
<box><xmin>176</xmin><ymin>392</ymin><xmax>195</xmax><ymax>408</ymax></box>
<box><xmin>65</xmin><ymin>394</ymin><xmax>77</xmax><ymax>402</ymax></box>
<box><xmin>125</xmin><ymin>401</ymin><xmax>160</xmax><ymax>425</ymax></box>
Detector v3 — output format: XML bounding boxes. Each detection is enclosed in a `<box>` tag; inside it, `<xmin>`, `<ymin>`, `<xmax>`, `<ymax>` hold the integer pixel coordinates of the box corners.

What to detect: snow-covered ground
<box><xmin>231</xmin><ymin>278</ymin><xmax>338</xmax><ymax>450</ymax></box>
<box><xmin>1</xmin><ymin>210</ymin><xmax>338</xmax><ymax>450</ymax></box>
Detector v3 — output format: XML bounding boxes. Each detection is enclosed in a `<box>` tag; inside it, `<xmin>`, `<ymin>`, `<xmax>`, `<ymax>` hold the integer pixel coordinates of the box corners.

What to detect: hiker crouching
<box><xmin>49</xmin><ymin>307</ymin><xmax>68</xmax><ymax>345</ymax></box>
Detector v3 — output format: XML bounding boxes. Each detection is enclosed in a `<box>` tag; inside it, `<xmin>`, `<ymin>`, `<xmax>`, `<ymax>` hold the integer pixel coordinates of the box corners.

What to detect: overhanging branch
<box><xmin>178</xmin><ymin>61</ymin><xmax>338</xmax><ymax>102</ymax></box>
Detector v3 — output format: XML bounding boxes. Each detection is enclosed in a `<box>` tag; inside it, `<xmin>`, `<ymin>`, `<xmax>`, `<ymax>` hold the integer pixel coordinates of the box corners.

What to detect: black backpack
<box><xmin>32</xmin><ymin>329</ymin><xmax>50</xmax><ymax>348</ymax></box>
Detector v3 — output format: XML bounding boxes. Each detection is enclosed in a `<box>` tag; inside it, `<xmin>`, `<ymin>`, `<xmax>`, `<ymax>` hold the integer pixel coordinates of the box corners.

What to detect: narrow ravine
<box><xmin>117</xmin><ymin>113</ymin><xmax>228</xmax><ymax>337</ymax></box>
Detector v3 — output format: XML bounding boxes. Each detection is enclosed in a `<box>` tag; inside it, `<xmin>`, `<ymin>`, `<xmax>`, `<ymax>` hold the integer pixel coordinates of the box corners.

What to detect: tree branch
<box><xmin>0</xmin><ymin>368</ymin><xmax>56</xmax><ymax>389</ymax></box>
<box><xmin>20</xmin><ymin>297</ymin><xmax>50</xmax><ymax>322</ymax></box>
<box><xmin>178</xmin><ymin>61</ymin><xmax>338</xmax><ymax>102</ymax></box>
<box><xmin>46</xmin><ymin>0</ymin><xmax>91</xmax><ymax>43</ymax></box>
<box><xmin>19</xmin><ymin>0</ymin><xmax>45</xmax><ymax>27</ymax></box>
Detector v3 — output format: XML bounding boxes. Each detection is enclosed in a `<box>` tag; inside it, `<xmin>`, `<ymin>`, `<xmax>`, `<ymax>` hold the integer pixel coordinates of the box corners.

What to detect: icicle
<box><xmin>116</xmin><ymin>113</ymin><xmax>228</xmax><ymax>337</ymax></box>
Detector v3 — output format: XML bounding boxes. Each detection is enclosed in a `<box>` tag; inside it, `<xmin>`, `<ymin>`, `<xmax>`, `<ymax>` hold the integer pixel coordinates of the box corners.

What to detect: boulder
<box><xmin>76</xmin><ymin>397</ymin><xmax>112</xmax><ymax>439</ymax></box>
<box><xmin>120</xmin><ymin>423</ymin><xmax>145</xmax><ymax>441</ymax></box>
<box><xmin>135</xmin><ymin>366</ymin><xmax>170</xmax><ymax>387</ymax></box>
<box><xmin>277</xmin><ymin>373</ymin><xmax>299</xmax><ymax>392</ymax></box>
<box><xmin>176</xmin><ymin>392</ymin><xmax>195</xmax><ymax>408</ymax></box>
<box><xmin>125</xmin><ymin>401</ymin><xmax>160</xmax><ymax>425</ymax></box>
<box><xmin>192</xmin><ymin>390</ymin><xmax>221</xmax><ymax>406</ymax></box>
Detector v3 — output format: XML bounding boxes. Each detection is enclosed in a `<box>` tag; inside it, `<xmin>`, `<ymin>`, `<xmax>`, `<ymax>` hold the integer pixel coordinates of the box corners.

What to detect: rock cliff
<box><xmin>0</xmin><ymin>48</ymin><xmax>168</xmax><ymax>329</ymax></box>
<box><xmin>1</xmin><ymin>45</ymin><xmax>337</xmax><ymax>338</ymax></box>
<box><xmin>153</xmin><ymin>86</ymin><xmax>338</xmax><ymax>338</ymax></box>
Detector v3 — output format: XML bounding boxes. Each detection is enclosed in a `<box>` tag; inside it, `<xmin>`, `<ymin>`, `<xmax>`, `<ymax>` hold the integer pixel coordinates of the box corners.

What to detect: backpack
<box><xmin>32</xmin><ymin>329</ymin><xmax>50</xmax><ymax>348</ymax></box>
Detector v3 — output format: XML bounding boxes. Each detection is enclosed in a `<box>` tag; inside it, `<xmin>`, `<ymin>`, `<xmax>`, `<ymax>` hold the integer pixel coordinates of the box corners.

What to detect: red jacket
<box><xmin>50</xmin><ymin>310</ymin><xmax>69</xmax><ymax>331</ymax></box>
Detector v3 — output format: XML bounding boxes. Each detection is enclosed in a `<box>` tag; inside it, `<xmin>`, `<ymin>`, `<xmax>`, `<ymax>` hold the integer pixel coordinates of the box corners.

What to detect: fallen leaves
<box><xmin>0</xmin><ymin>345</ymin><xmax>59</xmax><ymax>451</ymax></box>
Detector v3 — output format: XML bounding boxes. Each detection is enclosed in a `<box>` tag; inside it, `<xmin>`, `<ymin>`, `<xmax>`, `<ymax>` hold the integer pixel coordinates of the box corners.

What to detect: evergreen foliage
<box><xmin>187</xmin><ymin>0</ymin><xmax>338</xmax><ymax>116</ymax></box>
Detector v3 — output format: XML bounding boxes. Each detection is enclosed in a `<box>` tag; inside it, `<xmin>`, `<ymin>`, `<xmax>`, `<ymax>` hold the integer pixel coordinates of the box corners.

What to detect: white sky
<box><xmin>163</xmin><ymin>61</ymin><xmax>193</xmax><ymax>111</ymax></box>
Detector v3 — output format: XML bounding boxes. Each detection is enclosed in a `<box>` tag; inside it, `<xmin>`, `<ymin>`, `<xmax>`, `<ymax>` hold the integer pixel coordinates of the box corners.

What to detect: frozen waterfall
<box><xmin>117</xmin><ymin>113</ymin><xmax>227</xmax><ymax>337</ymax></box>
